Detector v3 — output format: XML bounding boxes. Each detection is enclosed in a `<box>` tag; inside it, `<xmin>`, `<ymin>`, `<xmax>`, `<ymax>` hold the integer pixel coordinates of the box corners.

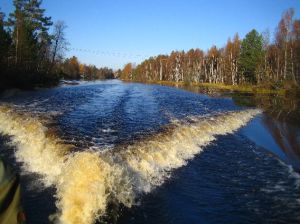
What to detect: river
<box><xmin>0</xmin><ymin>80</ymin><xmax>299</xmax><ymax>224</ymax></box>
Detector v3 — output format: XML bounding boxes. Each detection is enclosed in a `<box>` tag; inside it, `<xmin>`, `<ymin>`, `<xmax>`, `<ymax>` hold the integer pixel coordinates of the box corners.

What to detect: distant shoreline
<box><xmin>121</xmin><ymin>79</ymin><xmax>300</xmax><ymax>95</ymax></box>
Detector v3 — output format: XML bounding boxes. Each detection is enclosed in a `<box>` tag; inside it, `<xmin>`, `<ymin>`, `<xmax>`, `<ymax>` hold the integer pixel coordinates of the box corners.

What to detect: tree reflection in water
<box><xmin>181</xmin><ymin>85</ymin><xmax>300</xmax><ymax>170</ymax></box>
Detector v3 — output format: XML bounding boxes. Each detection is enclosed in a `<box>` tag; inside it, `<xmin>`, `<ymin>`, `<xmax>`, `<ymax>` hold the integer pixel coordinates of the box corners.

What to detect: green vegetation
<box><xmin>0</xmin><ymin>0</ymin><xmax>114</xmax><ymax>91</ymax></box>
<box><xmin>238</xmin><ymin>29</ymin><xmax>264</xmax><ymax>84</ymax></box>
<box><xmin>120</xmin><ymin>8</ymin><xmax>300</xmax><ymax>93</ymax></box>
<box><xmin>142</xmin><ymin>80</ymin><xmax>287</xmax><ymax>94</ymax></box>
<box><xmin>0</xmin><ymin>0</ymin><xmax>57</xmax><ymax>90</ymax></box>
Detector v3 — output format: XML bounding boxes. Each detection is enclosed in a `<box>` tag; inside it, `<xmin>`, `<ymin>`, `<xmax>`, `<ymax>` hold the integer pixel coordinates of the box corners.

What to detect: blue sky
<box><xmin>1</xmin><ymin>0</ymin><xmax>300</xmax><ymax>69</ymax></box>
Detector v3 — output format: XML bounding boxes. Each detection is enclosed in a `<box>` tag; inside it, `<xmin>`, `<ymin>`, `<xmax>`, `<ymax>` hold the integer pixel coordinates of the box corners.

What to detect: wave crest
<box><xmin>0</xmin><ymin>105</ymin><xmax>260</xmax><ymax>223</ymax></box>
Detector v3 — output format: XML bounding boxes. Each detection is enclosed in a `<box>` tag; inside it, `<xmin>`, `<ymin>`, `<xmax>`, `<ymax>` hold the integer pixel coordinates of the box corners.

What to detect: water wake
<box><xmin>0</xmin><ymin>105</ymin><xmax>260</xmax><ymax>224</ymax></box>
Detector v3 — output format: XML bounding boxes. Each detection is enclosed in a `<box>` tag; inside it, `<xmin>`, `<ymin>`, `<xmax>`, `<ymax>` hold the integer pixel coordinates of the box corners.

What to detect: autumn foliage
<box><xmin>122</xmin><ymin>9</ymin><xmax>300</xmax><ymax>87</ymax></box>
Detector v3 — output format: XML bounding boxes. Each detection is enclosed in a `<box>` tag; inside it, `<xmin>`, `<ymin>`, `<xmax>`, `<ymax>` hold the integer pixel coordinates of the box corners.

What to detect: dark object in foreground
<box><xmin>0</xmin><ymin>157</ymin><xmax>26</xmax><ymax>224</ymax></box>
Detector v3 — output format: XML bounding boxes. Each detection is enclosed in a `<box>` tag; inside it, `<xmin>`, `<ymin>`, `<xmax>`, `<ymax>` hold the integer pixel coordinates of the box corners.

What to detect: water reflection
<box><xmin>262</xmin><ymin>115</ymin><xmax>300</xmax><ymax>166</ymax></box>
<box><xmin>176</xmin><ymin>84</ymin><xmax>300</xmax><ymax>170</ymax></box>
<box><xmin>232</xmin><ymin>93</ymin><xmax>300</xmax><ymax>125</ymax></box>
<box><xmin>182</xmin><ymin>86</ymin><xmax>300</xmax><ymax>125</ymax></box>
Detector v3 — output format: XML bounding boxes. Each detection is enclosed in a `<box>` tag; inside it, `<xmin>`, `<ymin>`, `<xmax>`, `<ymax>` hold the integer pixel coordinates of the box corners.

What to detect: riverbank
<box><xmin>144</xmin><ymin>81</ymin><xmax>288</xmax><ymax>94</ymax></box>
<box><xmin>122</xmin><ymin>80</ymin><xmax>300</xmax><ymax>96</ymax></box>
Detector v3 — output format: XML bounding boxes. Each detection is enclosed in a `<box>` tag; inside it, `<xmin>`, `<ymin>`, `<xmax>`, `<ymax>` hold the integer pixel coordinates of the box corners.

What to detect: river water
<box><xmin>0</xmin><ymin>80</ymin><xmax>299</xmax><ymax>224</ymax></box>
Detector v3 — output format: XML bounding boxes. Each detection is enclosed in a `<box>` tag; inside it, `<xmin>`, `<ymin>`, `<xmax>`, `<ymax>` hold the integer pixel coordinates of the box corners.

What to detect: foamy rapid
<box><xmin>0</xmin><ymin>105</ymin><xmax>260</xmax><ymax>224</ymax></box>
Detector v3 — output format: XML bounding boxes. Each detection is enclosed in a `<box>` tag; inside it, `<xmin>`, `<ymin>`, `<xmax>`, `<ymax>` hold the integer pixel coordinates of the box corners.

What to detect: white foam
<box><xmin>0</xmin><ymin>105</ymin><xmax>260</xmax><ymax>224</ymax></box>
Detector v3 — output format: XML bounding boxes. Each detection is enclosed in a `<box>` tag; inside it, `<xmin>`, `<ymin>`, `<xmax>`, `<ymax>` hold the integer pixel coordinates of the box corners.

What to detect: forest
<box><xmin>0</xmin><ymin>0</ymin><xmax>114</xmax><ymax>91</ymax></box>
<box><xmin>60</xmin><ymin>56</ymin><xmax>114</xmax><ymax>80</ymax></box>
<box><xmin>120</xmin><ymin>8</ymin><xmax>300</xmax><ymax>91</ymax></box>
<box><xmin>1</xmin><ymin>2</ymin><xmax>299</xmax><ymax>92</ymax></box>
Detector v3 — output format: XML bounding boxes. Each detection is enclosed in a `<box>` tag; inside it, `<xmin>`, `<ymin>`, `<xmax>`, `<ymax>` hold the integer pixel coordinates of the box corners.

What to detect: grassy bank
<box><xmin>193</xmin><ymin>82</ymin><xmax>288</xmax><ymax>94</ymax></box>
<box><xmin>126</xmin><ymin>80</ymin><xmax>295</xmax><ymax>95</ymax></box>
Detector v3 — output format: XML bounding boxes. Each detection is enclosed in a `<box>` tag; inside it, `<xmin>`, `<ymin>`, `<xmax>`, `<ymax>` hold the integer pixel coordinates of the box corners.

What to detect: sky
<box><xmin>1</xmin><ymin>0</ymin><xmax>300</xmax><ymax>70</ymax></box>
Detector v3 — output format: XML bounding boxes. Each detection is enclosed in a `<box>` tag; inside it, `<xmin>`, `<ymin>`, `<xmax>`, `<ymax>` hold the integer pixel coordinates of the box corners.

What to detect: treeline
<box><xmin>0</xmin><ymin>0</ymin><xmax>64</xmax><ymax>89</ymax></box>
<box><xmin>0</xmin><ymin>0</ymin><xmax>114</xmax><ymax>90</ymax></box>
<box><xmin>120</xmin><ymin>9</ymin><xmax>300</xmax><ymax>88</ymax></box>
<box><xmin>59</xmin><ymin>56</ymin><xmax>114</xmax><ymax>80</ymax></box>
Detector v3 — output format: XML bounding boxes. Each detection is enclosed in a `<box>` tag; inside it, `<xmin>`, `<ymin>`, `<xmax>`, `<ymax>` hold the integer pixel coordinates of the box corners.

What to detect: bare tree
<box><xmin>50</xmin><ymin>20</ymin><xmax>68</xmax><ymax>72</ymax></box>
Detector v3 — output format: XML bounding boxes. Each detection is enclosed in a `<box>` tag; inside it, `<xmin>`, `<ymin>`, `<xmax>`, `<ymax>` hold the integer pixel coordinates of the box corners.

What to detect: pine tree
<box><xmin>238</xmin><ymin>29</ymin><xmax>264</xmax><ymax>84</ymax></box>
<box><xmin>24</xmin><ymin>0</ymin><xmax>52</xmax><ymax>69</ymax></box>
<box><xmin>8</xmin><ymin>0</ymin><xmax>52</xmax><ymax>70</ymax></box>
<box><xmin>7</xmin><ymin>0</ymin><xmax>28</xmax><ymax>65</ymax></box>
<box><xmin>0</xmin><ymin>11</ymin><xmax>11</xmax><ymax>66</ymax></box>
<box><xmin>0</xmin><ymin>10</ymin><xmax>12</xmax><ymax>89</ymax></box>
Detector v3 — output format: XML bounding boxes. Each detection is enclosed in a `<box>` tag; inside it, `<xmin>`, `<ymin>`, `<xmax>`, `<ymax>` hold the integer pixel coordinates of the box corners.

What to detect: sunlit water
<box><xmin>0</xmin><ymin>80</ymin><xmax>299</xmax><ymax>224</ymax></box>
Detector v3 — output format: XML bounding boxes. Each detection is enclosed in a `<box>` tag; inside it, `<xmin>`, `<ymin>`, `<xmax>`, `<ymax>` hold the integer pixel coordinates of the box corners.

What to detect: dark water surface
<box><xmin>0</xmin><ymin>80</ymin><xmax>299</xmax><ymax>224</ymax></box>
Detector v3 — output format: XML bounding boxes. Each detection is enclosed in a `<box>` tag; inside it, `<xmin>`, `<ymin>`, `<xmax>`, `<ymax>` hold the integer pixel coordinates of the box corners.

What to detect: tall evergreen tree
<box><xmin>238</xmin><ymin>29</ymin><xmax>264</xmax><ymax>84</ymax></box>
<box><xmin>24</xmin><ymin>0</ymin><xmax>52</xmax><ymax>70</ymax></box>
<box><xmin>0</xmin><ymin>10</ymin><xmax>12</xmax><ymax>89</ymax></box>
<box><xmin>0</xmin><ymin>11</ymin><xmax>11</xmax><ymax>65</ymax></box>
<box><xmin>7</xmin><ymin>0</ymin><xmax>52</xmax><ymax>70</ymax></box>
